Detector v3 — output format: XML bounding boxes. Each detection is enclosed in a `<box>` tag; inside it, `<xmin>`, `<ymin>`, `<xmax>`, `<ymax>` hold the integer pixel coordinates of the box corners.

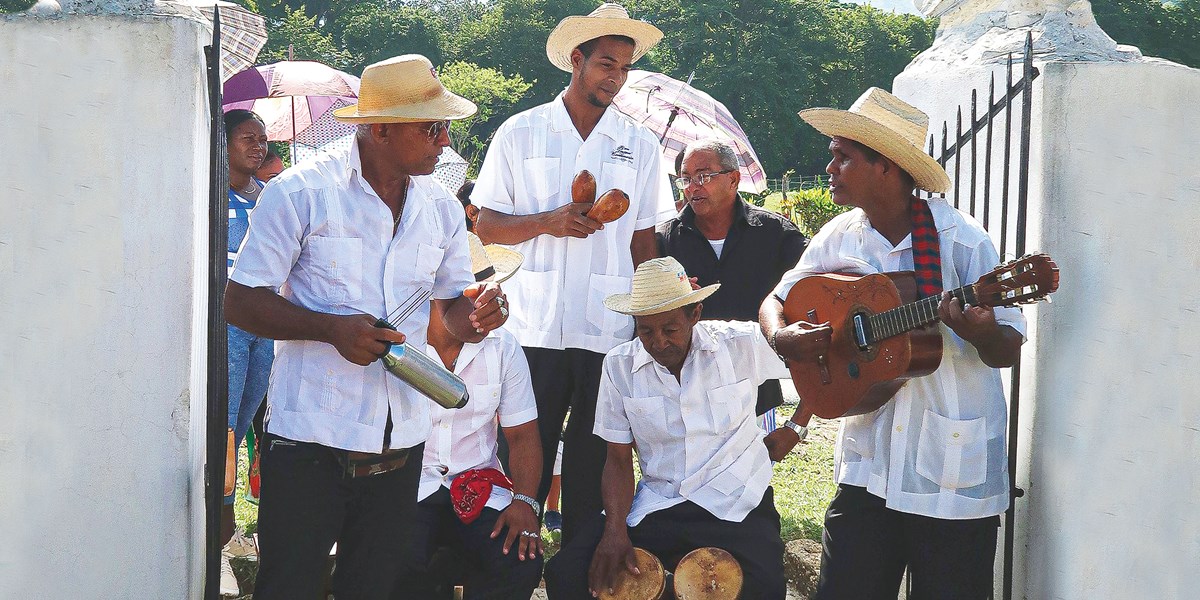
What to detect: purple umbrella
<box><xmin>223</xmin><ymin>61</ymin><xmax>360</xmax><ymax>142</ymax></box>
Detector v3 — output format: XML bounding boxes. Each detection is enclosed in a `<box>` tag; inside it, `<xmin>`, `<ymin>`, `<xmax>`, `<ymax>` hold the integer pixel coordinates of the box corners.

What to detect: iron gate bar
<box><xmin>938</xmin><ymin>64</ymin><xmax>1041</xmax><ymax>164</ymax></box>
<box><xmin>954</xmin><ymin>108</ymin><xmax>962</xmax><ymax>208</ymax></box>
<box><xmin>1001</xmin><ymin>52</ymin><xmax>1015</xmax><ymax>259</ymax></box>
<box><xmin>970</xmin><ymin>90</ymin><xmax>978</xmax><ymax>215</ymax></box>
<box><xmin>204</xmin><ymin>7</ymin><xmax>230</xmax><ymax>600</ymax></box>
<box><xmin>983</xmin><ymin>77</ymin><xmax>994</xmax><ymax>230</ymax></box>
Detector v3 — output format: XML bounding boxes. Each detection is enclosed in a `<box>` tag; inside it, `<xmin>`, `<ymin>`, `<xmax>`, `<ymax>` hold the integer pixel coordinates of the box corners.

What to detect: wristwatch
<box><xmin>513</xmin><ymin>492</ymin><xmax>541</xmax><ymax>516</ymax></box>
<box><xmin>781</xmin><ymin>419</ymin><xmax>809</xmax><ymax>442</ymax></box>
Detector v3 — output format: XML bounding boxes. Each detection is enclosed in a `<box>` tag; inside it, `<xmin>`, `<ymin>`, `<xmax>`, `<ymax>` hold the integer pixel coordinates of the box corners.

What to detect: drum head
<box><xmin>672</xmin><ymin>547</ymin><xmax>743</xmax><ymax>600</ymax></box>
<box><xmin>598</xmin><ymin>547</ymin><xmax>666</xmax><ymax>600</ymax></box>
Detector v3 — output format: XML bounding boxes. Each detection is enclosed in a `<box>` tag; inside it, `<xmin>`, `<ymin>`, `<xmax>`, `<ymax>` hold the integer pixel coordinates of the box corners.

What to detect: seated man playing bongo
<box><xmin>544</xmin><ymin>257</ymin><xmax>789</xmax><ymax>600</ymax></box>
<box><xmin>391</xmin><ymin>234</ymin><xmax>544</xmax><ymax>600</ymax></box>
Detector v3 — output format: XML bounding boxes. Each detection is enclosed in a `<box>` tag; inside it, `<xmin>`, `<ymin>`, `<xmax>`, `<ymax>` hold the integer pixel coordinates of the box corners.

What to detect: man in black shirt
<box><xmin>656</xmin><ymin>139</ymin><xmax>807</xmax><ymax>417</ymax></box>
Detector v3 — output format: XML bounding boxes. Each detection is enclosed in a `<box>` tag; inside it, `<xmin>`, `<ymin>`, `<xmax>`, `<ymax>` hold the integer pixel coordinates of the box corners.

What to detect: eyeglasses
<box><xmin>674</xmin><ymin>169</ymin><xmax>735</xmax><ymax>190</ymax></box>
<box><xmin>424</xmin><ymin>120</ymin><xmax>452</xmax><ymax>141</ymax></box>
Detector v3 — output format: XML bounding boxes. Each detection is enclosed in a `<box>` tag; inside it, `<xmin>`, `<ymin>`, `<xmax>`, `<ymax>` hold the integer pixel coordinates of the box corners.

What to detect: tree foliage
<box><xmin>236</xmin><ymin>0</ymin><xmax>1198</xmax><ymax>179</ymax></box>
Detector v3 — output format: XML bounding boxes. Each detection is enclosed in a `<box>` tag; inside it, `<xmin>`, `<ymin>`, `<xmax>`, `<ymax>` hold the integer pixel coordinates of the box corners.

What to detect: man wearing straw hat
<box><xmin>225</xmin><ymin>55</ymin><xmax>511</xmax><ymax>600</ymax></box>
<box><xmin>391</xmin><ymin>234</ymin><xmax>545</xmax><ymax>600</ymax></box>
<box><xmin>472</xmin><ymin>3</ymin><xmax>675</xmax><ymax>544</ymax></box>
<box><xmin>544</xmin><ymin>257</ymin><xmax>789</xmax><ymax>600</ymax></box>
<box><xmin>760</xmin><ymin>88</ymin><xmax>1026</xmax><ymax>599</ymax></box>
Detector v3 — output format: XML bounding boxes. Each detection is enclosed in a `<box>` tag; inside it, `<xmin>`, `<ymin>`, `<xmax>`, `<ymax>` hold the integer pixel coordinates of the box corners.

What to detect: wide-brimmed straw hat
<box><xmin>604</xmin><ymin>257</ymin><xmax>719</xmax><ymax>316</ymax></box>
<box><xmin>467</xmin><ymin>233</ymin><xmax>522</xmax><ymax>284</ymax></box>
<box><xmin>334</xmin><ymin>55</ymin><xmax>477</xmax><ymax>124</ymax></box>
<box><xmin>546</xmin><ymin>3</ymin><xmax>663</xmax><ymax>73</ymax></box>
<box><xmin>799</xmin><ymin>87</ymin><xmax>951</xmax><ymax>193</ymax></box>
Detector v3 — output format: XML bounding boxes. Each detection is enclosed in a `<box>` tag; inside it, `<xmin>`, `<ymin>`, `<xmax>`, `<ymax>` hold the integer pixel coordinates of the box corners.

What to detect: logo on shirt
<box><xmin>610</xmin><ymin>145</ymin><xmax>634</xmax><ymax>164</ymax></box>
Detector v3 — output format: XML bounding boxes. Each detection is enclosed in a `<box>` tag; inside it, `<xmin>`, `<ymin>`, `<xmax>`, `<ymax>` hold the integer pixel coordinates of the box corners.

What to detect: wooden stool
<box><xmin>672</xmin><ymin>547</ymin><xmax>743</xmax><ymax>600</ymax></box>
<box><xmin>597</xmin><ymin>548</ymin><xmax>667</xmax><ymax>600</ymax></box>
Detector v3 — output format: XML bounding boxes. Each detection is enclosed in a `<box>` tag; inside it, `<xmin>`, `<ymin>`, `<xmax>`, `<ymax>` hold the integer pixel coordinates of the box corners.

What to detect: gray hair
<box><xmin>356</xmin><ymin>124</ymin><xmax>373</xmax><ymax>139</ymax></box>
<box><xmin>682</xmin><ymin>138</ymin><xmax>739</xmax><ymax>172</ymax></box>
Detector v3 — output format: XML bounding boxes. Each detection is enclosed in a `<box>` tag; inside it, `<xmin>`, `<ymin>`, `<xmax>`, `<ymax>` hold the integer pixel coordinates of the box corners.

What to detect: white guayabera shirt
<box><xmin>773</xmin><ymin>198</ymin><xmax>1027</xmax><ymax>520</ymax></box>
<box><xmin>230</xmin><ymin>140</ymin><xmax>475</xmax><ymax>453</ymax></box>
<box><xmin>472</xmin><ymin>92</ymin><xmax>676</xmax><ymax>354</ymax></box>
<box><xmin>594</xmin><ymin>321</ymin><xmax>789</xmax><ymax>526</ymax></box>
<box><xmin>418</xmin><ymin>329</ymin><xmax>537</xmax><ymax>512</ymax></box>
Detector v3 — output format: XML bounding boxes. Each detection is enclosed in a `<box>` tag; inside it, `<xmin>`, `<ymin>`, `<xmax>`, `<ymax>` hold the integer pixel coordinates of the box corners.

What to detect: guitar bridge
<box><xmin>852</xmin><ymin>313</ymin><xmax>871</xmax><ymax>351</ymax></box>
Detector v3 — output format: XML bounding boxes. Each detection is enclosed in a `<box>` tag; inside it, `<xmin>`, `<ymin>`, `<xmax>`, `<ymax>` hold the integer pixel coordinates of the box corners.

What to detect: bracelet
<box><xmin>782</xmin><ymin>419</ymin><xmax>809</xmax><ymax>441</ymax></box>
<box><xmin>513</xmin><ymin>492</ymin><xmax>541</xmax><ymax>516</ymax></box>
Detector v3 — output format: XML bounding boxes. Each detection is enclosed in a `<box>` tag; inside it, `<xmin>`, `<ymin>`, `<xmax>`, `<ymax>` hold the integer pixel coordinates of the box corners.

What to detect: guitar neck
<box><xmin>863</xmin><ymin>285</ymin><xmax>977</xmax><ymax>345</ymax></box>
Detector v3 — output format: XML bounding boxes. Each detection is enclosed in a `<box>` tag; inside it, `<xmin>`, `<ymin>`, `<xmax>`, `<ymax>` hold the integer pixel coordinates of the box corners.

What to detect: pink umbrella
<box><xmin>613</xmin><ymin>70</ymin><xmax>767</xmax><ymax>195</ymax></box>
<box><xmin>223</xmin><ymin>61</ymin><xmax>360</xmax><ymax>142</ymax></box>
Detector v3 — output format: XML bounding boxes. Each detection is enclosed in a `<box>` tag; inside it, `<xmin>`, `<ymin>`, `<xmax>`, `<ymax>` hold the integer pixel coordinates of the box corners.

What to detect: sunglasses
<box><xmin>423</xmin><ymin>120</ymin><xmax>452</xmax><ymax>141</ymax></box>
<box><xmin>674</xmin><ymin>169</ymin><xmax>735</xmax><ymax>190</ymax></box>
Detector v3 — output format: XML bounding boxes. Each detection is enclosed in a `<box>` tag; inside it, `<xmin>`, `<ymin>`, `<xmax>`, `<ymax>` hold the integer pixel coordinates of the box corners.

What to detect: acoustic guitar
<box><xmin>782</xmin><ymin>253</ymin><xmax>1059</xmax><ymax>425</ymax></box>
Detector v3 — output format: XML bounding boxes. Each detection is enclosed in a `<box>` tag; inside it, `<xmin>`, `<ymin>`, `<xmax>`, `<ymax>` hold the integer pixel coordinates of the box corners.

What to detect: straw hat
<box><xmin>799</xmin><ymin>87</ymin><xmax>951</xmax><ymax>193</ymax></box>
<box><xmin>334</xmin><ymin>55</ymin><xmax>477</xmax><ymax>124</ymax></box>
<box><xmin>546</xmin><ymin>3</ymin><xmax>663</xmax><ymax>73</ymax></box>
<box><xmin>467</xmin><ymin>233</ymin><xmax>522</xmax><ymax>284</ymax></box>
<box><xmin>604</xmin><ymin>257</ymin><xmax>719</xmax><ymax>316</ymax></box>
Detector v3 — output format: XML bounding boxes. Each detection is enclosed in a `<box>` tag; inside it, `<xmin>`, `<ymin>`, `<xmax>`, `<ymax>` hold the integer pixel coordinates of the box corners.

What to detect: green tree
<box><xmin>255</xmin><ymin>6</ymin><xmax>354</xmax><ymax>70</ymax></box>
<box><xmin>438</xmin><ymin>61</ymin><xmax>534</xmax><ymax>170</ymax></box>
<box><xmin>1093</xmin><ymin>0</ymin><xmax>1200</xmax><ymax>68</ymax></box>
<box><xmin>333</xmin><ymin>1</ymin><xmax>446</xmax><ymax>72</ymax></box>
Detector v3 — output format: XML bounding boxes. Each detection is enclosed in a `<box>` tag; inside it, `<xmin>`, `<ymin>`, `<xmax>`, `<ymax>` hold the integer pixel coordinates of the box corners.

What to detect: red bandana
<box><xmin>449</xmin><ymin>468</ymin><xmax>514</xmax><ymax>524</ymax></box>
<box><xmin>910</xmin><ymin>196</ymin><xmax>943</xmax><ymax>298</ymax></box>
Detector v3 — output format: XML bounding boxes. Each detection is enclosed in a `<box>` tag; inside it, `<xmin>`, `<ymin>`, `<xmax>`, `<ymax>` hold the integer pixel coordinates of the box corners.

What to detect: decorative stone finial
<box><xmin>908</xmin><ymin>0</ymin><xmax>1144</xmax><ymax>72</ymax></box>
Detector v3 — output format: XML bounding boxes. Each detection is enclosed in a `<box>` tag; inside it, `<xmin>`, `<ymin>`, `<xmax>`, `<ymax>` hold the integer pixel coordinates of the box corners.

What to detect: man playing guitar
<box><xmin>759</xmin><ymin>88</ymin><xmax>1026</xmax><ymax>599</ymax></box>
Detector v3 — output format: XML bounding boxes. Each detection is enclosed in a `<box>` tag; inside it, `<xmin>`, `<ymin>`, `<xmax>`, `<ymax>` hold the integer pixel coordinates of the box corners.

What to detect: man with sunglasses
<box><xmin>225</xmin><ymin>55</ymin><xmax>510</xmax><ymax>600</ymax></box>
<box><xmin>656</xmin><ymin>139</ymin><xmax>807</xmax><ymax>441</ymax></box>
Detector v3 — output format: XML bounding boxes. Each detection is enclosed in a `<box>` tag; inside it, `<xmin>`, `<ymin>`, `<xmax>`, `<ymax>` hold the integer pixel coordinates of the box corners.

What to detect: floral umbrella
<box><xmin>613</xmin><ymin>70</ymin><xmax>767</xmax><ymax>195</ymax></box>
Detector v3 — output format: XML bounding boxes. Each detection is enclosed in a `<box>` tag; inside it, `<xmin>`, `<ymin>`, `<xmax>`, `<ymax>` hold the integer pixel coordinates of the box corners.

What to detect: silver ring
<box><xmin>497</xmin><ymin>296</ymin><xmax>506</xmax><ymax>308</ymax></box>
<box><xmin>818</xmin><ymin>354</ymin><xmax>826</xmax><ymax>362</ymax></box>
<box><xmin>521</xmin><ymin>530</ymin><xmax>537</xmax><ymax>538</ymax></box>
<box><xmin>500</xmin><ymin>306</ymin><xmax>509</xmax><ymax>318</ymax></box>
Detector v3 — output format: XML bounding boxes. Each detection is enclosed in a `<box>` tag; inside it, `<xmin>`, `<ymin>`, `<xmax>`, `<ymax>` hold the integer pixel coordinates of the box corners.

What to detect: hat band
<box><xmin>474</xmin><ymin>266</ymin><xmax>496</xmax><ymax>282</ymax></box>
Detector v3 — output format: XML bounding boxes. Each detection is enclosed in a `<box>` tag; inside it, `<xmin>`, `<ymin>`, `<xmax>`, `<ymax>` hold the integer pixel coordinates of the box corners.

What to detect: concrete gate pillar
<box><xmin>0</xmin><ymin>1</ymin><xmax>213</xmax><ymax>598</ymax></box>
<box><xmin>892</xmin><ymin>1</ymin><xmax>1200</xmax><ymax>597</ymax></box>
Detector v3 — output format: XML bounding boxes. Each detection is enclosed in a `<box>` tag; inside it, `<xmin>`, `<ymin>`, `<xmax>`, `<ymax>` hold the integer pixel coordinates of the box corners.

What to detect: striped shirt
<box><xmin>227</xmin><ymin>181</ymin><xmax>263</xmax><ymax>276</ymax></box>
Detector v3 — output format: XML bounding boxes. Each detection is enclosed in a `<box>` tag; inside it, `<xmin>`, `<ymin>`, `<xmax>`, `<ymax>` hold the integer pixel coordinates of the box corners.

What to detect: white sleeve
<box><xmin>738</xmin><ymin>323</ymin><xmax>791</xmax><ymax>383</ymax></box>
<box><xmin>497</xmin><ymin>336</ymin><xmax>538</xmax><ymax>427</ymax></box>
<box><xmin>593</xmin><ymin>354</ymin><xmax>635</xmax><ymax>444</ymax></box>
<box><xmin>229</xmin><ymin>184</ymin><xmax>304</xmax><ymax>290</ymax></box>
<box><xmin>963</xmin><ymin>236</ymin><xmax>1028</xmax><ymax>339</ymax></box>
<box><xmin>633</xmin><ymin>135</ymin><xmax>676</xmax><ymax>230</ymax></box>
<box><xmin>471</xmin><ymin>125</ymin><xmax>517</xmax><ymax>215</ymax></box>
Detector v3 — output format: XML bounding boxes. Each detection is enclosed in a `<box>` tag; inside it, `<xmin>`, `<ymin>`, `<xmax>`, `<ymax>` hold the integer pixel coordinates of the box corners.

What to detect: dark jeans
<box><xmin>522</xmin><ymin>346</ymin><xmax>607</xmax><ymax>546</ymax></box>
<box><xmin>391</xmin><ymin>487</ymin><xmax>543</xmax><ymax>600</ymax></box>
<box><xmin>544</xmin><ymin>488</ymin><xmax>787</xmax><ymax>600</ymax></box>
<box><xmin>253</xmin><ymin>433</ymin><xmax>423</xmax><ymax>600</ymax></box>
<box><xmin>816</xmin><ymin>484</ymin><xmax>1001</xmax><ymax>600</ymax></box>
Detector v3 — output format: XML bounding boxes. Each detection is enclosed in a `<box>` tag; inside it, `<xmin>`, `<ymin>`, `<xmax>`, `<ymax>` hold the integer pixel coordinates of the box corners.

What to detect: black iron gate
<box><xmin>919</xmin><ymin>32</ymin><xmax>1039</xmax><ymax>600</ymax></box>
<box><xmin>204</xmin><ymin>9</ymin><xmax>230</xmax><ymax>600</ymax></box>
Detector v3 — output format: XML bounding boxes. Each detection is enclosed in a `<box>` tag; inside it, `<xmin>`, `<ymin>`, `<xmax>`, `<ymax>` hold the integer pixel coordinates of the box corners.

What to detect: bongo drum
<box><xmin>672</xmin><ymin>547</ymin><xmax>743</xmax><ymax>600</ymax></box>
<box><xmin>597</xmin><ymin>547</ymin><xmax>667</xmax><ymax>600</ymax></box>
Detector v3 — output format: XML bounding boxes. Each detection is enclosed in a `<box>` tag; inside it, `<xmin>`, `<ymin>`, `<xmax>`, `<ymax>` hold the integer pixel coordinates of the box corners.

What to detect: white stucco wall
<box><xmin>0</xmin><ymin>13</ymin><xmax>211</xmax><ymax>599</ymax></box>
<box><xmin>896</xmin><ymin>59</ymin><xmax>1200</xmax><ymax>598</ymax></box>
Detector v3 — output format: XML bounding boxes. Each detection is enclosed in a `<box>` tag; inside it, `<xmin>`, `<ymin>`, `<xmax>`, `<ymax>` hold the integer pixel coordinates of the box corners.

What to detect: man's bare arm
<box><xmin>491</xmin><ymin>420</ymin><xmax>544</xmax><ymax>560</ymax></box>
<box><xmin>630</xmin><ymin>227</ymin><xmax>658</xmax><ymax>267</ymax></box>
<box><xmin>588</xmin><ymin>442</ymin><xmax>639</xmax><ymax>595</ymax></box>
<box><xmin>224</xmin><ymin>280</ymin><xmax>404</xmax><ymax>366</ymax></box>
<box><xmin>475</xmin><ymin>206</ymin><xmax>602</xmax><ymax>245</ymax></box>
<box><xmin>432</xmin><ymin>281</ymin><xmax>508</xmax><ymax>345</ymax></box>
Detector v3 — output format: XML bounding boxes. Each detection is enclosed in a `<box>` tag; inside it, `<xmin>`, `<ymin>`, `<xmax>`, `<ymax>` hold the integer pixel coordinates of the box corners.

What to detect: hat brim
<box><xmin>481</xmin><ymin>245</ymin><xmax>523</xmax><ymax>284</ymax></box>
<box><xmin>604</xmin><ymin>284</ymin><xmax>720</xmax><ymax>317</ymax></box>
<box><xmin>333</xmin><ymin>90</ymin><xmax>478</xmax><ymax>124</ymax></box>
<box><xmin>546</xmin><ymin>16</ymin><xmax>663</xmax><ymax>73</ymax></box>
<box><xmin>799</xmin><ymin>108</ymin><xmax>951</xmax><ymax>194</ymax></box>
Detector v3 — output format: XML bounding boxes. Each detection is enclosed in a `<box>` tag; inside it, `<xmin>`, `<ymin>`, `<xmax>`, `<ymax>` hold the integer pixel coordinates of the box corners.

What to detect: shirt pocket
<box><xmin>523</xmin><ymin>157</ymin><xmax>561</xmax><ymax>211</ymax></box>
<box><xmin>467</xmin><ymin>383</ymin><xmax>502</xmax><ymax>428</ymax></box>
<box><xmin>625</xmin><ymin>396</ymin><xmax>669</xmax><ymax>445</ymax></box>
<box><xmin>600</xmin><ymin>162</ymin><xmax>638</xmax><ymax>199</ymax></box>
<box><xmin>414</xmin><ymin>243</ymin><xmax>445</xmax><ymax>290</ymax></box>
<box><xmin>585</xmin><ymin>272</ymin><xmax>634</xmax><ymax>339</ymax></box>
<box><xmin>915</xmin><ymin>409</ymin><xmax>988</xmax><ymax>490</ymax></box>
<box><xmin>303</xmin><ymin>236</ymin><xmax>363</xmax><ymax>305</ymax></box>
<box><xmin>297</xmin><ymin>359</ymin><xmax>367</xmax><ymax>420</ymax></box>
<box><xmin>507</xmin><ymin>267</ymin><xmax>559</xmax><ymax>333</ymax></box>
<box><xmin>706</xmin><ymin>379</ymin><xmax>753</xmax><ymax>432</ymax></box>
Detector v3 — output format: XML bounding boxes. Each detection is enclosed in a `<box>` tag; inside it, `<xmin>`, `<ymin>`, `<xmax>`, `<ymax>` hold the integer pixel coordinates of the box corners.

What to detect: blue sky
<box><xmin>846</xmin><ymin>0</ymin><xmax>923</xmax><ymax>15</ymax></box>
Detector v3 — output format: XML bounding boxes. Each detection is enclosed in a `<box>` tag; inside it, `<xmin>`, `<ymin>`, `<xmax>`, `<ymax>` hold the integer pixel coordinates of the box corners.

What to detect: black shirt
<box><xmin>656</xmin><ymin>198</ymin><xmax>808</xmax><ymax>415</ymax></box>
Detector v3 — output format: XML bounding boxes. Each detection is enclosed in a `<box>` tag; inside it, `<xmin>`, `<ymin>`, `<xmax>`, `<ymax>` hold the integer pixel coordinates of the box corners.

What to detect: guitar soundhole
<box><xmin>847</xmin><ymin>362</ymin><xmax>860</xmax><ymax>379</ymax></box>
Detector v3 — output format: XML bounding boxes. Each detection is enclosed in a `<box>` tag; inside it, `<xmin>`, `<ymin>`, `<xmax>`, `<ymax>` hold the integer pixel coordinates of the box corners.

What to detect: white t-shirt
<box><xmin>230</xmin><ymin>140</ymin><xmax>475</xmax><ymax>453</ymax></box>
<box><xmin>773</xmin><ymin>198</ymin><xmax>1027</xmax><ymax>519</ymax></box>
<box><xmin>472</xmin><ymin>92</ymin><xmax>676</xmax><ymax>354</ymax></box>
<box><xmin>708</xmin><ymin>238</ymin><xmax>726</xmax><ymax>259</ymax></box>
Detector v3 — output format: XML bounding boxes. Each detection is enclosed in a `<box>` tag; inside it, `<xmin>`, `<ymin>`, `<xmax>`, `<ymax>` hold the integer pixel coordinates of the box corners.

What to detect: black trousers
<box><xmin>390</xmin><ymin>487</ymin><xmax>543</xmax><ymax>600</ymax></box>
<box><xmin>522</xmin><ymin>346</ymin><xmax>607</xmax><ymax>546</ymax></box>
<box><xmin>253</xmin><ymin>433</ymin><xmax>423</xmax><ymax>600</ymax></box>
<box><xmin>544</xmin><ymin>488</ymin><xmax>787</xmax><ymax>600</ymax></box>
<box><xmin>816</xmin><ymin>484</ymin><xmax>1000</xmax><ymax>600</ymax></box>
